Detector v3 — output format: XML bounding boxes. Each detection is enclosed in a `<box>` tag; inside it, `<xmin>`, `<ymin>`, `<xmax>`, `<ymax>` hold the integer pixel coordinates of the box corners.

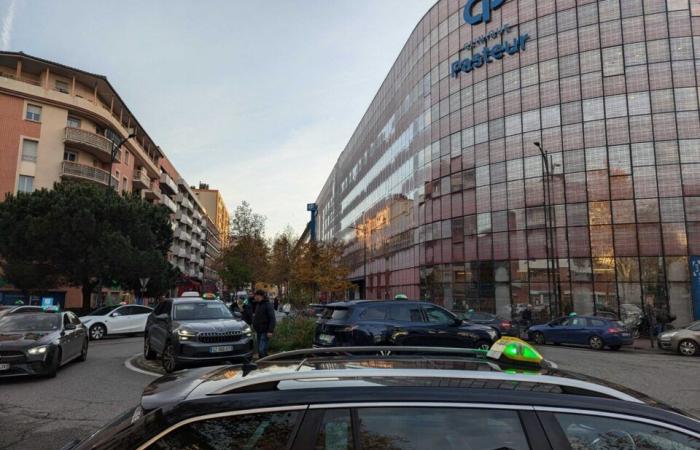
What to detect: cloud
<box><xmin>0</xmin><ymin>0</ymin><xmax>16</xmax><ymax>51</ymax></box>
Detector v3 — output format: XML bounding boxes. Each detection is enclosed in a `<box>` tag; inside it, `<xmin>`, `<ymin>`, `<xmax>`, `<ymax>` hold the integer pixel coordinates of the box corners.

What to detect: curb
<box><xmin>124</xmin><ymin>354</ymin><xmax>162</xmax><ymax>377</ymax></box>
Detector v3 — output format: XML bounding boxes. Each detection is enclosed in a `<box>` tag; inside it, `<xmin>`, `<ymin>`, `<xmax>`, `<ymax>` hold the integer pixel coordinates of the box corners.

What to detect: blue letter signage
<box><xmin>464</xmin><ymin>0</ymin><xmax>506</xmax><ymax>25</ymax></box>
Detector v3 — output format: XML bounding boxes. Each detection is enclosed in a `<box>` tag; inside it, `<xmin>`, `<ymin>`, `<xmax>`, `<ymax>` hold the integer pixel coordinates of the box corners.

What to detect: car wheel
<box><xmin>161</xmin><ymin>342</ymin><xmax>180</xmax><ymax>373</ymax></box>
<box><xmin>46</xmin><ymin>349</ymin><xmax>60</xmax><ymax>378</ymax></box>
<box><xmin>89</xmin><ymin>324</ymin><xmax>107</xmax><ymax>341</ymax></box>
<box><xmin>589</xmin><ymin>336</ymin><xmax>604</xmax><ymax>350</ymax></box>
<box><xmin>609</xmin><ymin>345</ymin><xmax>621</xmax><ymax>351</ymax></box>
<box><xmin>533</xmin><ymin>332</ymin><xmax>545</xmax><ymax>345</ymax></box>
<box><xmin>678</xmin><ymin>339</ymin><xmax>698</xmax><ymax>357</ymax></box>
<box><xmin>144</xmin><ymin>335</ymin><xmax>157</xmax><ymax>360</ymax></box>
<box><xmin>475</xmin><ymin>340</ymin><xmax>491</xmax><ymax>351</ymax></box>
<box><xmin>78</xmin><ymin>339</ymin><xmax>88</xmax><ymax>362</ymax></box>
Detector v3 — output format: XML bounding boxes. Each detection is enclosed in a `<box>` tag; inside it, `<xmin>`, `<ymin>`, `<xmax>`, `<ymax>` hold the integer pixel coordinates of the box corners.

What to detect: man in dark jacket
<box><xmin>252</xmin><ymin>290</ymin><xmax>276</xmax><ymax>358</ymax></box>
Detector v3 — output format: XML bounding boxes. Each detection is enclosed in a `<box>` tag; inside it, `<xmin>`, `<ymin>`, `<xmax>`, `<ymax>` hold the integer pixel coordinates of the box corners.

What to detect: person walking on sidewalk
<box><xmin>252</xmin><ymin>290</ymin><xmax>276</xmax><ymax>358</ymax></box>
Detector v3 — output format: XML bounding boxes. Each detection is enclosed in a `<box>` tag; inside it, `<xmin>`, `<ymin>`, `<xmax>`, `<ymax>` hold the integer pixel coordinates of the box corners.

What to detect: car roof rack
<box><xmin>256</xmin><ymin>346</ymin><xmax>488</xmax><ymax>363</ymax></box>
<box><xmin>210</xmin><ymin>367</ymin><xmax>643</xmax><ymax>403</ymax></box>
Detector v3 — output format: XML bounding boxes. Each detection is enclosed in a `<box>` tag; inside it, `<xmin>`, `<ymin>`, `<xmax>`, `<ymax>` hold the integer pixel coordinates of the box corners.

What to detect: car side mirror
<box><xmin>65</xmin><ymin>323</ymin><xmax>77</xmax><ymax>330</ymax></box>
<box><xmin>110</xmin><ymin>312</ymin><xmax>120</xmax><ymax>317</ymax></box>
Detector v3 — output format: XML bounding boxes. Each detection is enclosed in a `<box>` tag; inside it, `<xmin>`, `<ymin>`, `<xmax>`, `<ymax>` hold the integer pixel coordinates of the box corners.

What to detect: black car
<box><xmin>313</xmin><ymin>300</ymin><xmax>498</xmax><ymax>350</ymax></box>
<box><xmin>144</xmin><ymin>297</ymin><xmax>253</xmax><ymax>373</ymax></box>
<box><xmin>458</xmin><ymin>310</ymin><xmax>519</xmax><ymax>336</ymax></box>
<box><xmin>0</xmin><ymin>311</ymin><xmax>88</xmax><ymax>378</ymax></box>
<box><xmin>63</xmin><ymin>344</ymin><xmax>700</xmax><ymax>450</ymax></box>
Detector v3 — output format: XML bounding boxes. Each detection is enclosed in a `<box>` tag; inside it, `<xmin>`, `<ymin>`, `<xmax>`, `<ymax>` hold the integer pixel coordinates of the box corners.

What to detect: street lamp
<box><xmin>107</xmin><ymin>129</ymin><xmax>136</xmax><ymax>191</ymax></box>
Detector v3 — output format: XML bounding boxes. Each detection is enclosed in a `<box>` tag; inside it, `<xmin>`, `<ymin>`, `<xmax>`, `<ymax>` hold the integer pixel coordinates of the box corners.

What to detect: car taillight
<box><xmin>608</xmin><ymin>327</ymin><xmax>623</xmax><ymax>334</ymax></box>
<box><xmin>500</xmin><ymin>321</ymin><xmax>511</xmax><ymax>328</ymax></box>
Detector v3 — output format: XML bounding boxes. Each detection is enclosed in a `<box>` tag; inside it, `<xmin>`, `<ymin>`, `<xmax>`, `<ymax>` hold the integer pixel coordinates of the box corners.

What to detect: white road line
<box><xmin>124</xmin><ymin>354</ymin><xmax>161</xmax><ymax>377</ymax></box>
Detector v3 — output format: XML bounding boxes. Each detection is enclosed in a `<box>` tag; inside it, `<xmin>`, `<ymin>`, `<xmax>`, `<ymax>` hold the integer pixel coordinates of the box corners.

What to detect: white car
<box><xmin>80</xmin><ymin>304</ymin><xmax>153</xmax><ymax>340</ymax></box>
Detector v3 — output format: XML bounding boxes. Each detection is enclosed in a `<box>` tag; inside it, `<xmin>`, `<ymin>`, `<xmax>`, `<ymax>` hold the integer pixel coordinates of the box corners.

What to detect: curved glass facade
<box><xmin>316</xmin><ymin>0</ymin><xmax>700</xmax><ymax>324</ymax></box>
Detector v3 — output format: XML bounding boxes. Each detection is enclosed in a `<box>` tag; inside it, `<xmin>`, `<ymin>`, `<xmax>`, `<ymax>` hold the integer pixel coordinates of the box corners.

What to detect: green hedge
<box><xmin>269</xmin><ymin>316</ymin><xmax>317</xmax><ymax>352</ymax></box>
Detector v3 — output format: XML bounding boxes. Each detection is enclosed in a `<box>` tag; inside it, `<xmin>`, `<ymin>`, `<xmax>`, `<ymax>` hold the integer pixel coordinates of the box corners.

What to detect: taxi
<box><xmin>63</xmin><ymin>339</ymin><xmax>700</xmax><ymax>449</ymax></box>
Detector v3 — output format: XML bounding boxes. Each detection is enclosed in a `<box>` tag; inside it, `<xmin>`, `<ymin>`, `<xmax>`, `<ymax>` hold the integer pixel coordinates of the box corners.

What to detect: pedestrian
<box><xmin>252</xmin><ymin>290</ymin><xmax>276</xmax><ymax>358</ymax></box>
<box><xmin>644</xmin><ymin>298</ymin><xmax>657</xmax><ymax>347</ymax></box>
<box><xmin>241</xmin><ymin>296</ymin><xmax>253</xmax><ymax>325</ymax></box>
<box><xmin>273</xmin><ymin>296</ymin><xmax>279</xmax><ymax>311</ymax></box>
<box><xmin>282</xmin><ymin>302</ymin><xmax>292</xmax><ymax>316</ymax></box>
<box><xmin>520</xmin><ymin>304</ymin><xmax>533</xmax><ymax>328</ymax></box>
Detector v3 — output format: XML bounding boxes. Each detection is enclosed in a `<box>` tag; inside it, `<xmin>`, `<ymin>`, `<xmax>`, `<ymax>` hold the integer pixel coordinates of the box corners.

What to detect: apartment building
<box><xmin>0</xmin><ymin>51</ymin><xmax>211</xmax><ymax>307</ymax></box>
<box><xmin>193</xmin><ymin>183</ymin><xmax>231</xmax><ymax>248</ymax></box>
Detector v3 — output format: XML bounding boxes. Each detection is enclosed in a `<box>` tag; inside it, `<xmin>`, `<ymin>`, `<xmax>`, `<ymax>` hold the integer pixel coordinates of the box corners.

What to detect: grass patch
<box><xmin>269</xmin><ymin>316</ymin><xmax>317</xmax><ymax>352</ymax></box>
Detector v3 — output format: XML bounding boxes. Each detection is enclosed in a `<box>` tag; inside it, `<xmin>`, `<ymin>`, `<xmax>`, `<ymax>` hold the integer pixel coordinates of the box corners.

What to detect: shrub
<box><xmin>269</xmin><ymin>316</ymin><xmax>317</xmax><ymax>352</ymax></box>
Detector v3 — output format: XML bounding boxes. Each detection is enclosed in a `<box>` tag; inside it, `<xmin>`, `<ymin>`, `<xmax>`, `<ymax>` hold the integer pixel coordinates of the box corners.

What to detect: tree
<box><xmin>0</xmin><ymin>181</ymin><xmax>174</xmax><ymax>310</ymax></box>
<box><xmin>269</xmin><ymin>227</ymin><xmax>297</xmax><ymax>300</ymax></box>
<box><xmin>220</xmin><ymin>201</ymin><xmax>268</xmax><ymax>291</ymax></box>
<box><xmin>289</xmin><ymin>239</ymin><xmax>353</xmax><ymax>305</ymax></box>
<box><xmin>230</xmin><ymin>201</ymin><xmax>265</xmax><ymax>240</ymax></box>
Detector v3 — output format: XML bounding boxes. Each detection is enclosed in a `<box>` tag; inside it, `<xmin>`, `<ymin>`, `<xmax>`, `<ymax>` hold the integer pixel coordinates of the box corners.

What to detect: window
<box><xmin>359</xmin><ymin>305</ymin><xmax>387</xmax><ymax>321</ymax></box>
<box><xmin>17</xmin><ymin>175</ymin><xmax>34</xmax><ymax>193</ymax></box>
<box><xmin>21</xmin><ymin>140</ymin><xmax>38</xmax><ymax>162</ymax></box>
<box><xmin>151</xmin><ymin>410</ymin><xmax>301</xmax><ymax>450</ymax></box>
<box><xmin>589</xmin><ymin>319</ymin><xmax>606</xmax><ymax>327</ymax></box>
<box><xmin>389</xmin><ymin>304</ymin><xmax>424</xmax><ymax>322</ymax></box>
<box><xmin>688</xmin><ymin>322</ymin><xmax>700</xmax><ymax>331</ymax></box>
<box><xmin>67</xmin><ymin>117</ymin><xmax>81</xmax><ymax>128</ymax></box>
<box><xmin>122</xmin><ymin>177</ymin><xmax>128</xmax><ymax>191</ymax></box>
<box><xmin>63</xmin><ymin>151</ymin><xmax>77</xmax><ymax>162</ymax></box>
<box><xmin>314</xmin><ymin>409</ymin><xmax>353</xmax><ymax>450</ymax></box>
<box><xmin>356</xmin><ymin>407</ymin><xmax>530</xmax><ymax>450</ymax></box>
<box><xmin>26</xmin><ymin>104</ymin><xmax>41</xmax><ymax>121</ymax></box>
<box><xmin>55</xmin><ymin>79</ymin><xmax>69</xmax><ymax>93</ymax></box>
<box><xmin>124</xmin><ymin>150</ymin><xmax>130</xmax><ymax>164</ymax></box>
<box><xmin>555</xmin><ymin>413</ymin><xmax>700</xmax><ymax>449</ymax></box>
<box><xmin>423</xmin><ymin>306</ymin><xmax>455</xmax><ymax>325</ymax></box>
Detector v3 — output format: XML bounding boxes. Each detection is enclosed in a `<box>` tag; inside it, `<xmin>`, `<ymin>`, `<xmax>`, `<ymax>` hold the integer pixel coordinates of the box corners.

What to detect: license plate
<box><xmin>621</xmin><ymin>333</ymin><xmax>630</xmax><ymax>337</ymax></box>
<box><xmin>0</xmin><ymin>363</ymin><xmax>9</xmax><ymax>371</ymax></box>
<box><xmin>319</xmin><ymin>334</ymin><xmax>335</xmax><ymax>344</ymax></box>
<box><xmin>209</xmin><ymin>345</ymin><xmax>233</xmax><ymax>353</ymax></box>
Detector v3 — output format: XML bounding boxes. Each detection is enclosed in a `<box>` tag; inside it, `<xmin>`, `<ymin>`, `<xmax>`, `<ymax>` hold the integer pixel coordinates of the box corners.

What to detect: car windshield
<box><xmin>0</xmin><ymin>314</ymin><xmax>61</xmax><ymax>332</ymax></box>
<box><xmin>321</xmin><ymin>307</ymin><xmax>349</xmax><ymax>320</ymax></box>
<box><xmin>174</xmin><ymin>302</ymin><xmax>232</xmax><ymax>321</ymax></box>
<box><xmin>87</xmin><ymin>306</ymin><xmax>119</xmax><ymax>316</ymax></box>
<box><xmin>687</xmin><ymin>321</ymin><xmax>700</xmax><ymax>331</ymax></box>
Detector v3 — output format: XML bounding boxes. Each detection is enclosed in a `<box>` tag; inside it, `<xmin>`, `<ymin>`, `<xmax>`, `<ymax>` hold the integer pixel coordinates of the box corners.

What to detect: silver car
<box><xmin>658</xmin><ymin>321</ymin><xmax>700</xmax><ymax>356</ymax></box>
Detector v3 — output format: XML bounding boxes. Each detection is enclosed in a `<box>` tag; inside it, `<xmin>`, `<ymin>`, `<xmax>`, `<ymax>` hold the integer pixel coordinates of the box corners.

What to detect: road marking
<box><xmin>124</xmin><ymin>354</ymin><xmax>161</xmax><ymax>377</ymax></box>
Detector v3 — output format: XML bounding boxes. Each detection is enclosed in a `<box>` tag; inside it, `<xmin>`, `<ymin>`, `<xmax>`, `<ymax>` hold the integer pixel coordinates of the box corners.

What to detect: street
<box><xmin>0</xmin><ymin>337</ymin><xmax>153</xmax><ymax>450</ymax></box>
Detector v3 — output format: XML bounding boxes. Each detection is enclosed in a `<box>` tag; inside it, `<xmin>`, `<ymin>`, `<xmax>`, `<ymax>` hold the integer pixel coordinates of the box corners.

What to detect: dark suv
<box><xmin>144</xmin><ymin>298</ymin><xmax>253</xmax><ymax>373</ymax></box>
<box><xmin>314</xmin><ymin>300</ymin><xmax>498</xmax><ymax>349</ymax></box>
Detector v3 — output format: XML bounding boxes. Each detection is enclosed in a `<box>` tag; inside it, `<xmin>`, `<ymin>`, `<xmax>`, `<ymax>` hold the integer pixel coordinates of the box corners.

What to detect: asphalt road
<box><xmin>0</xmin><ymin>337</ymin><xmax>698</xmax><ymax>450</ymax></box>
<box><xmin>0</xmin><ymin>336</ymin><xmax>154</xmax><ymax>450</ymax></box>
<box><xmin>537</xmin><ymin>345</ymin><xmax>700</xmax><ymax>418</ymax></box>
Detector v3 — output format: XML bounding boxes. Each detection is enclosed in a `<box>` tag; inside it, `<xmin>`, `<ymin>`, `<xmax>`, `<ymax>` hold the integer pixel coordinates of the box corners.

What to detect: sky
<box><xmin>0</xmin><ymin>0</ymin><xmax>435</xmax><ymax>237</ymax></box>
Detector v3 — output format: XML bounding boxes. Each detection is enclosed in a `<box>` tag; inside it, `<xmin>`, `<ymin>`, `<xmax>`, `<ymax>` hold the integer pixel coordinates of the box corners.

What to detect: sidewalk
<box><xmin>631</xmin><ymin>338</ymin><xmax>661</xmax><ymax>353</ymax></box>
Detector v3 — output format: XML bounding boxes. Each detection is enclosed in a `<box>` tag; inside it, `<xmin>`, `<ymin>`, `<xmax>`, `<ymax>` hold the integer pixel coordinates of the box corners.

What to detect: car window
<box><xmin>589</xmin><ymin>319</ymin><xmax>606</xmax><ymax>327</ymax></box>
<box><xmin>314</xmin><ymin>409</ymin><xmax>353</xmax><ymax>450</ymax></box>
<box><xmin>423</xmin><ymin>306</ymin><xmax>455</xmax><ymax>325</ymax></box>
<box><xmin>554</xmin><ymin>413</ymin><xmax>700</xmax><ymax>450</ymax></box>
<box><xmin>150</xmin><ymin>410</ymin><xmax>300</xmax><ymax>450</ymax></box>
<box><xmin>174</xmin><ymin>302</ymin><xmax>232</xmax><ymax>320</ymax></box>
<box><xmin>63</xmin><ymin>314</ymin><xmax>71</xmax><ymax>328</ymax></box>
<box><xmin>88</xmin><ymin>305</ymin><xmax>118</xmax><ymax>316</ymax></box>
<box><xmin>356</xmin><ymin>407</ymin><xmax>530</xmax><ymax>450</ymax></box>
<box><xmin>551</xmin><ymin>318</ymin><xmax>566</xmax><ymax>326</ymax></box>
<box><xmin>116</xmin><ymin>306</ymin><xmax>135</xmax><ymax>316</ymax></box>
<box><xmin>67</xmin><ymin>312</ymin><xmax>81</xmax><ymax>325</ymax></box>
<box><xmin>358</xmin><ymin>306</ymin><xmax>387</xmax><ymax>321</ymax></box>
<box><xmin>568</xmin><ymin>318</ymin><xmax>586</xmax><ymax>328</ymax></box>
<box><xmin>133</xmin><ymin>306</ymin><xmax>153</xmax><ymax>315</ymax></box>
<box><xmin>389</xmin><ymin>304</ymin><xmax>424</xmax><ymax>323</ymax></box>
<box><xmin>322</xmin><ymin>307</ymin><xmax>350</xmax><ymax>320</ymax></box>
<box><xmin>688</xmin><ymin>322</ymin><xmax>700</xmax><ymax>331</ymax></box>
<box><xmin>0</xmin><ymin>314</ymin><xmax>61</xmax><ymax>331</ymax></box>
<box><xmin>472</xmin><ymin>312</ymin><xmax>493</xmax><ymax>320</ymax></box>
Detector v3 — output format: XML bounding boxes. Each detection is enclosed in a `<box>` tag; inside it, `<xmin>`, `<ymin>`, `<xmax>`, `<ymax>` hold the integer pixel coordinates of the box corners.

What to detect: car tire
<box><xmin>589</xmin><ymin>335</ymin><xmax>604</xmax><ymax>350</ymax></box>
<box><xmin>533</xmin><ymin>332</ymin><xmax>545</xmax><ymax>345</ymax></box>
<box><xmin>78</xmin><ymin>339</ymin><xmax>88</xmax><ymax>362</ymax></box>
<box><xmin>144</xmin><ymin>335</ymin><xmax>157</xmax><ymax>360</ymax></box>
<box><xmin>475</xmin><ymin>340</ymin><xmax>491</xmax><ymax>351</ymax></box>
<box><xmin>678</xmin><ymin>339</ymin><xmax>698</xmax><ymax>357</ymax></box>
<box><xmin>89</xmin><ymin>324</ymin><xmax>107</xmax><ymax>341</ymax></box>
<box><xmin>609</xmin><ymin>345</ymin><xmax>621</xmax><ymax>351</ymax></box>
<box><xmin>161</xmin><ymin>342</ymin><xmax>180</xmax><ymax>373</ymax></box>
<box><xmin>46</xmin><ymin>349</ymin><xmax>60</xmax><ymax>378</ymax></box>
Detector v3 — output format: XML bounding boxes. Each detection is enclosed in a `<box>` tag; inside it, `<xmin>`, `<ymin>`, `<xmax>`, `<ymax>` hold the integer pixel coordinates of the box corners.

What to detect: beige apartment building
<box><xmin>0</xmin><ymin>51</ymin><xmax>215</xmax><ymax>308</ymax></box>
<box><xmin>193</xmin><ymin>183</ymin><xmax>231</xmax><ymax>247</ymax></box>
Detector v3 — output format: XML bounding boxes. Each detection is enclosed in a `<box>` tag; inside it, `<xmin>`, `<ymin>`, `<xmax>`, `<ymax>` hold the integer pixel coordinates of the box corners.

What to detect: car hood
<box><xmin>660</xmin><ymin>329</ymin><xmax>698</xmax><ymax>339</ymax></box>
<box><xmin>173</xmin><ymin>319</ymin><xmax>248</xmax><ymax>332</ymax></box>
<box><xmin>0</xmin><ymin>331</ymin><xmax>55</xmax><ymax>347</ymax></box>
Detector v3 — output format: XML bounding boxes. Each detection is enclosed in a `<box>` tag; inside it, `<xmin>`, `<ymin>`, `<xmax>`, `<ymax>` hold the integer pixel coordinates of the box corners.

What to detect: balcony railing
<box><xmin>64</xmin><ymin>127</ymin><xmax>116</xmax><ymax>163</ymax></box>
<box><xmin>61</xmin><ymin>161</ymin><xmax>118</xmax><ymax>188</ymax></box>
<box><xmin>160</xmin><ymin>195</ymin><xmax>177</xmax><ymax>213</ymax></box>
<box><xmin>176</xmin><ymin>193</ymin><xmax>193</xmax><ymax>210</ymax></box>
<box><xmin>159</xmin><ymin>173</ymin><xmax>178</xmax><ymax>195</ymax></box>
<box><xmin>193</xmin><ymin>210</ymin><xmax>202</xmax><ymax>222</ymax></box>
<box><xmin>176</xmin><ymin>229</ymin><xmax>192</xmax><ymax>242</ymax></box>
<box><xmin>177</xmin><ymin>211</ymin><xmax>193</xmax><ymax>227</ymax></box>
<box><xmin>133</xmin><ymin>168</ymin><xmax>150</xmax><ymax>189</ymax></box>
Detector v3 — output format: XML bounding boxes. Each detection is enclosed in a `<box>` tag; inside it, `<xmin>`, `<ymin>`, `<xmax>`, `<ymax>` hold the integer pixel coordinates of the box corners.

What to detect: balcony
<box><xmin>64</xmin><ymin>127</ymin><xmax>116</xmax><ymax>163</ymax></box>
<box><xmin>193</xmin><ymin>210</ymin><xmax>202</xmax><ymax>222</ymax></box>
<box><xmin>143</xmin><ymin>187</ymin><xmax>161</xmax><ymax>201</ymax></box>
<box><xmin>177</xmin><ymin>211</ymin><xmax>193</xmax><ymax>227</ymax></box>
<box><xmin>61</xmin><ymin>161</ymin><xmax>118</xmax><ymax>188</ymax></box>
<box><xmin>133</xmin><ymin>168</ymin><xmax>150</xmax><ymax>190</ymax></box>
<box><xmin>176</xmin><ymin>193</ymin><xmax>193</xmax><ymax>210</ymax></box>
<box><xmin>177</xmin><ymin>247</ymin><xmax>188</xmax><ymax>258</ymax></box>
<box><xmin>160</xmin><ymin>195</ymin><xmax>177</xmax><ymax>213</ymax></box>
<box><xmin>176</xmin><ymin>229</ymin><xmax>191</xmax><ymax>242</ymax></box>
<box><xmin>159</xmin><ymin>172</ymin><xmax>178</xmax><ymax>195</ymax></box>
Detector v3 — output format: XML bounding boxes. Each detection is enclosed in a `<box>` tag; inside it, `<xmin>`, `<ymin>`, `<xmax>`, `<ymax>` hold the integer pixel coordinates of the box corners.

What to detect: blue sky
<box><xmin>0</xmin><ymin>0</ymin><xmax>435</xmax><ymax>237</ymax></box>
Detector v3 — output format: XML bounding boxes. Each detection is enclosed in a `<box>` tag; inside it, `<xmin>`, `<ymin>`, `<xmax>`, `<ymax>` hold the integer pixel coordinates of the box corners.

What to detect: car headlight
<box><xmin>661</xmin><ymin>331</ymin><xmax>678</xmax><ymax>339</ymax></box>
<box><xmin>177</xmin><ymin>329</ymin><xmax>198</xmax><ymax>341</ymax></box>
<box><xmin>28</xmin><ymin>345</ymin><xmax>49</xmax><ymax>355</ymax></box>
<box><xmin>243</xmin><ymin>326</ymin><xmax>253</xmax><ymax>337</ymax></box>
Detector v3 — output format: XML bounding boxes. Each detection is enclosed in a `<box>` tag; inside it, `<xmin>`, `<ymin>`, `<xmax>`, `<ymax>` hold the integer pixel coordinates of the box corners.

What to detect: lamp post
<box><xmin>107</xmin><ymin>130</ymin><xmax>136</xmax><ymax>192</ymax></box>
<box><xmin>534</xmin><ymin>142</ymin><xmax>559</xmax><ymax>318</ymax></box>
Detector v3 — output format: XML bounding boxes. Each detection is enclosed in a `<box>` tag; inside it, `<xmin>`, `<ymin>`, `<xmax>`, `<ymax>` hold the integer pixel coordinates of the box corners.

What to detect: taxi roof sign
<box><xmin>487</xmin><ymin>337</ymin><xmax>543</xmax><ymax>366</ymax></box>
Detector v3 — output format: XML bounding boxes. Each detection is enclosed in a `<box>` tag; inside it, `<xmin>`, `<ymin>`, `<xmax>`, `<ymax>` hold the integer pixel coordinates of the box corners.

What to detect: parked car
<box><xmin>0</xmin><ymin>311</ymin><xmax>88</xmax><ymax>377</ymax></box>
<box><xmin>658</xmin><ymin>321</ymin><xmax>700</xmax><ymax>356</ymax></box>
<box><xmin>528</xmin><ymin>315</ymin><xmax>633</xmax><ymax>350</ymax></box>
<box><xmin>80</xmin><ymin>304</ymin><xmax>153</xmax><ymax>340</ymax></box>
<box><xmin>0</xmin><ymin>305</ymin><xmax>45</xmax><ymax>318</ymax></box>
<box><xmin>305</xmin><ymin>303</ymin><xmax>326</xmax><ymax>318</ymax></box>
<box><xmin>314</xmin><ymin>300</ymin><xmax>498</xmax><ymax>350</ymax></box>
<box><xmin>63</xmin><ymin>344</ymin><xmax>700</xmax><ymax>450</ymax></box>
<box><xmin>457</xmin><ymin>310</ymin><xmax>518</xmax><ymax>336</ymax></box>
<box><xmin>144</xmin><ymin>297</ymin><xmax>253</xmax><ymax>373</ymax></box>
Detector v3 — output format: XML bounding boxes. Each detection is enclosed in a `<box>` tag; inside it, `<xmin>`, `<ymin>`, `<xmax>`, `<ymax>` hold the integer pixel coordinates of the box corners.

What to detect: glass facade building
<box><xmin>315</xmin><ymin>0</ymin><xmax>700</xmax><ymax>324</ymax></box>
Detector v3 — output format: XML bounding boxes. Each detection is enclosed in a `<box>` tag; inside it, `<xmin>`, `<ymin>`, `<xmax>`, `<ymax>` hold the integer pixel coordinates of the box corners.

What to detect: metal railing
<box><xmin>160</xmin><ymin>195</ymin><xmax>177</xmax><ymax>213</ymax></box>
<box><xmin>61</xmin><ymin>161</ymin><xmax>117</xmax><ymax>187</ymax></box>
<box><xmin>64</xmin><ymin>127</ymin><xmax>115</xmax><ymax>161</ymax></box>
